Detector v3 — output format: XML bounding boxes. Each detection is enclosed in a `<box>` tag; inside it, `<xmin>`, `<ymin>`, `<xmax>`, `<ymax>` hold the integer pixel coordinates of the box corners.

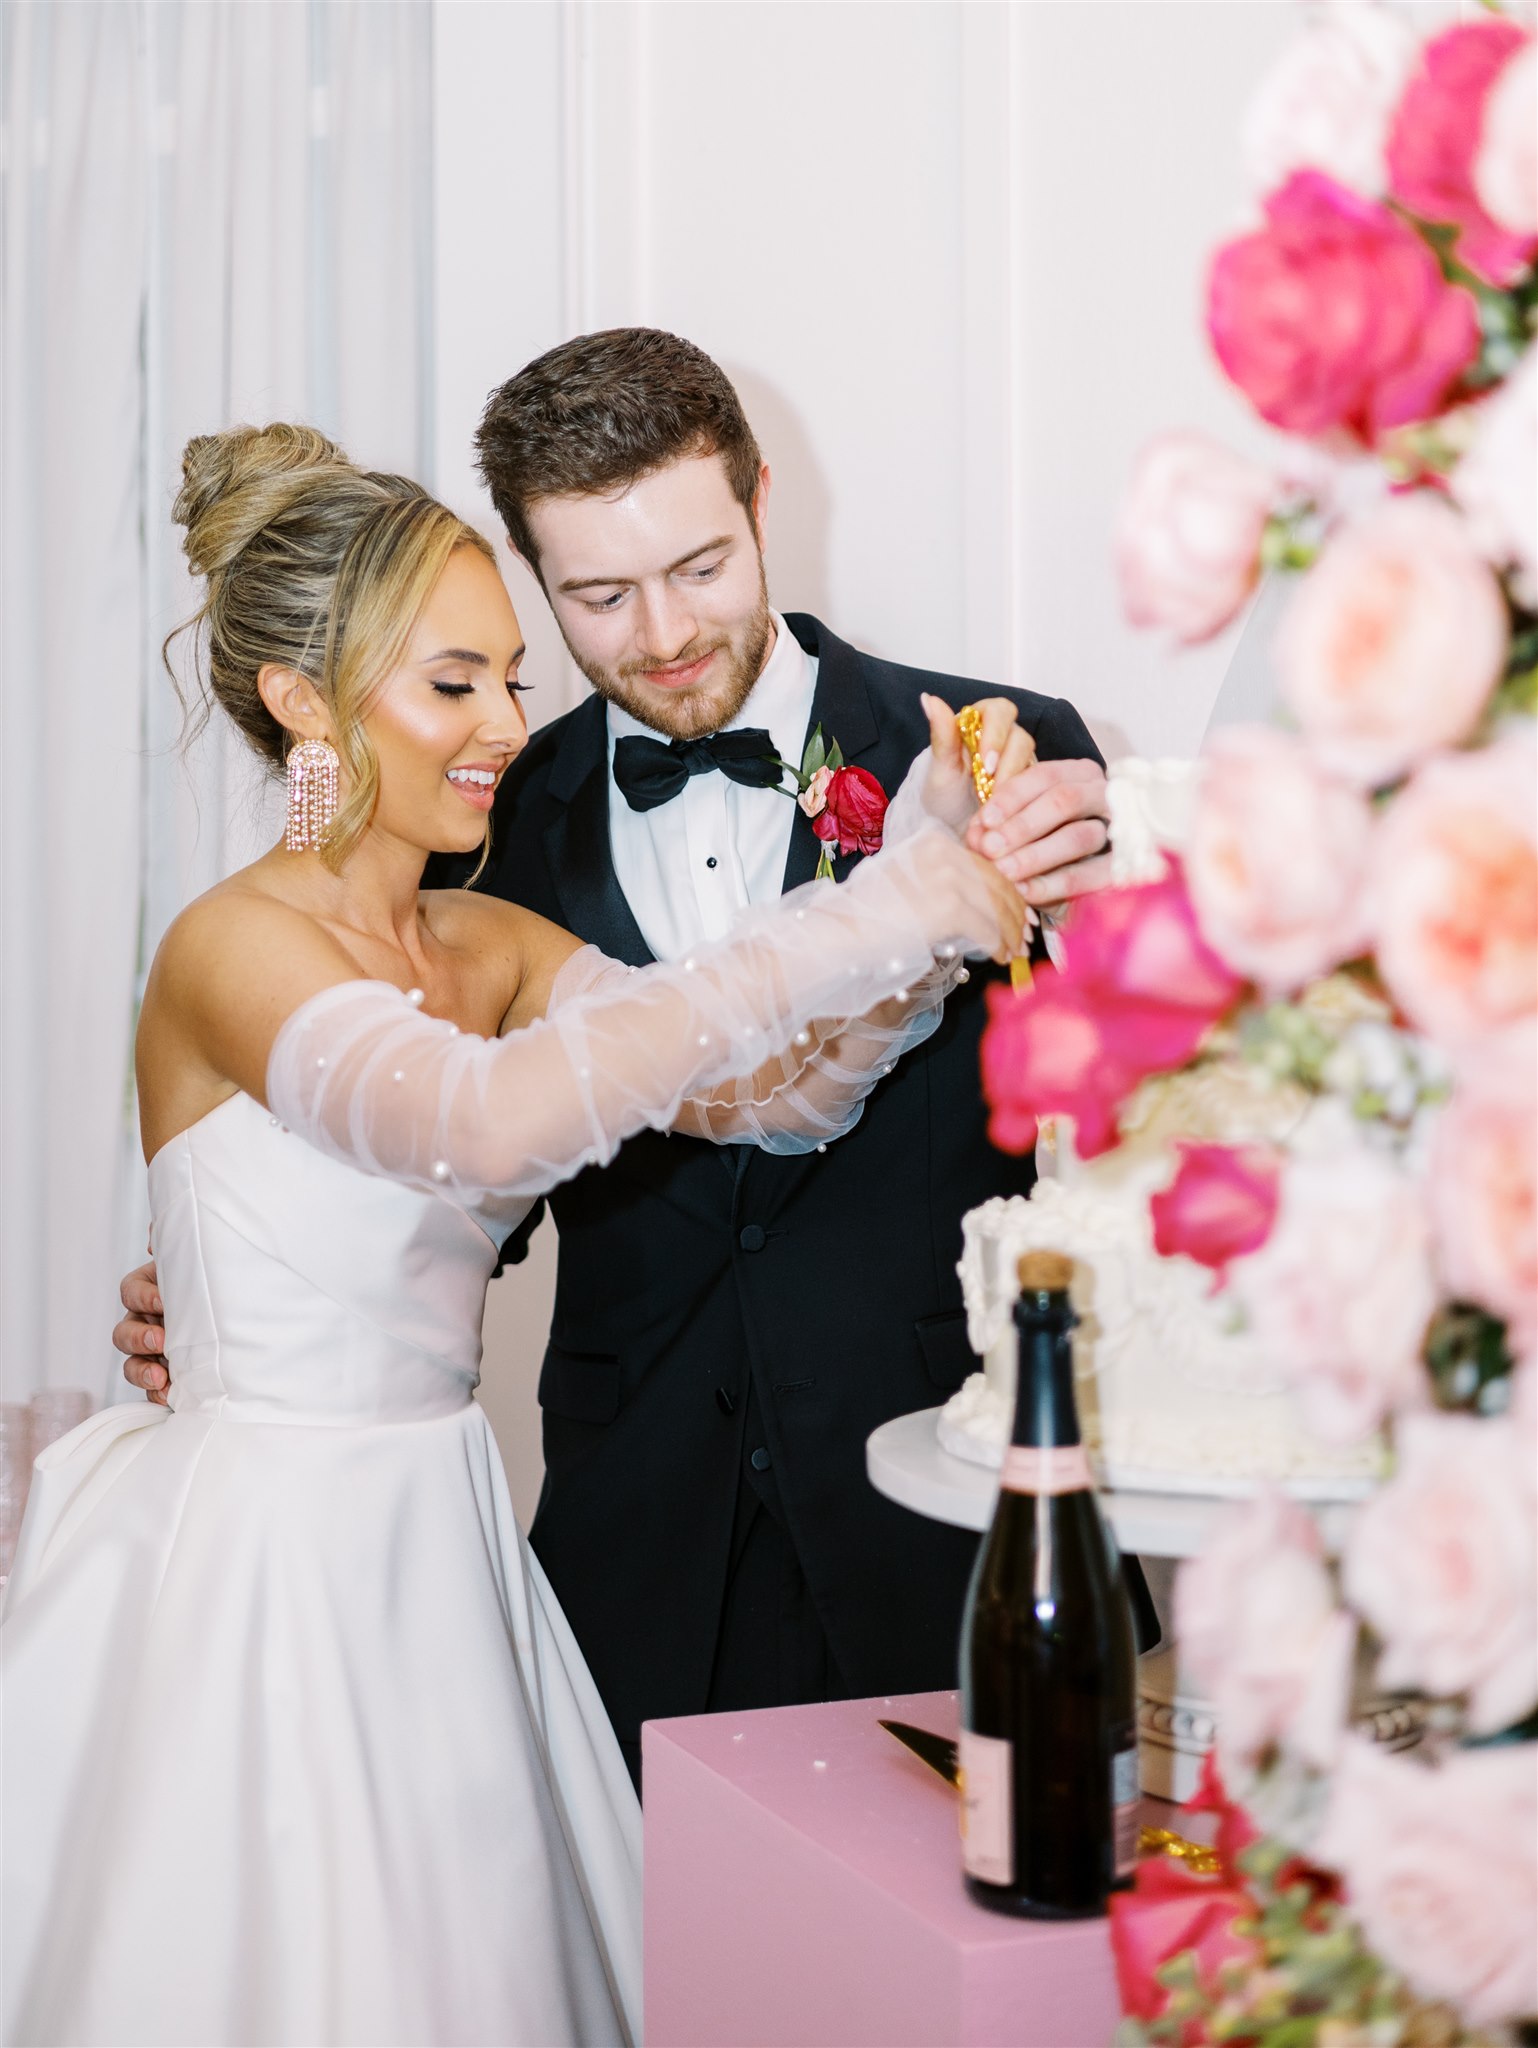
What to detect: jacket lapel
<box><xmin>543</xmin><ymin>696</ymin><xmax>655</xmax><ymax>968</ymax></box>
<box><xmin>778</xmin><ymin>613</ymin><xmax>884</xmax><ymax>895</ymax></box>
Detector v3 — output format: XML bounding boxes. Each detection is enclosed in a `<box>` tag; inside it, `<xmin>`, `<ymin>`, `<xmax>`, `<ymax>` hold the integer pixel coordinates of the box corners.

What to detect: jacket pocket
<box><xmin>914</xmin><ymin>1309</ymin><xmax>976</xmax><ymax>1393</ymax></box>
<box><xmin>537</xmin><ymin>1343</ymin><xmax>622</xmax><ymax>1425</ymax></box>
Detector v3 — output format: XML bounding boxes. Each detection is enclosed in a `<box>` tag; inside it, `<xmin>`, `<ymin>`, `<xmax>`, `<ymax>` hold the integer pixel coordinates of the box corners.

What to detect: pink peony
<box><xmin>1150</xmin><ymin>1142</ymin><xmax>1280</xmax><ymax>1281</ymax></box>
<box><xmin>1186</xmin><ymin>728</ymin><xmax>1375</xmax><ymax>992</ymax></box>
<box><xmin>1242</xmin><ymin>7</ymin><xmax>1418</xmax><ymax>201</ymax></box>
<box><xmin>1318</xmin><ymin>1736</ymin><xmax>1538</xmax><ymax>2028</ymax></box>
<box><xmin>1372</xmin><ymin>727</ymin><xmax>1538</xmax><ymax>1059</ymax></box>
<box><xmin>1234</xmin><ymin>1134</ymin><xmax>1435</xmax><ymax>1443</ymax></box>
<box><xmin>1176</xmin><ymin>1490</ymin><xmax>1347</xmax><ymax>1771</ymax></box>
<box><xmin>1387</xmin><ymin>19</ymin><xmax>1538</xmax><ymax>289</ymax></box>
<box><xmin>981</xmin><ymin>865</ymin><xmax>1246</xmax><ymax>1161</ymax></box>
<box><xmin>1430</xmin><ymin>1051</ymin><xmax>1538</xmax><ymax>1359</ymax></box>
<box><xmin>1452</xmin><ymin>345</ymin><xmax>1538</xmax><ymax>608</ymax></box>
<box><xmin>1115</xmin><ymin>433</ymin><xmax>1277</xmax><ymax>644</ymax></box>
<box><xmin>1207</xmin><ymin>170</ymin><xmax>1481</xmax><ymax>445</ymax></box>
<box><xmin>1345</xmin><ymin>1411</ymin><xmax>1537</xmax><ymax>1735</ymax></box>
<box><xmin>1274</xmin><ymin>492</ymin><xmax>1509</xmax><ymax>791</ymax></box>
<box><xmin>1475</xmin><ymin>38</ymin><xmax>1537</xmax><ymax>240</ymax></box>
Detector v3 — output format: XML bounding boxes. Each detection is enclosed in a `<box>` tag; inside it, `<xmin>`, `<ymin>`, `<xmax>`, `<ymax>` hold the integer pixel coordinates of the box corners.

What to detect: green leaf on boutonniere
<box><xmin>802</xmin><ymin>726</ymin><xmax>828</xmax><ymax>781</ymax></box>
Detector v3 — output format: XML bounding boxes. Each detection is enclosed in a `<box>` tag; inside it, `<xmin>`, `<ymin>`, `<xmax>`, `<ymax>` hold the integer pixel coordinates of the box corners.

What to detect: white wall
<box><xmin>430</xmin><ymin>0</ymin><xmax>1296</xmax><ymax>1518</ymax></box>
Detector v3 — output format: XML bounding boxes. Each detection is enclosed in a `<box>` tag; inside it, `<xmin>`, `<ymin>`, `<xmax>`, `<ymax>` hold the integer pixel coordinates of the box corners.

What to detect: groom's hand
<box><xmin>114</xmin><ymin>1260</ymin><xmax>170</xmax><ymax>1406</ymax></box>
<box><xmin>965</xmin><ymin>758</ymin><xmax>1112</xmax><ymax>908</ymax></box>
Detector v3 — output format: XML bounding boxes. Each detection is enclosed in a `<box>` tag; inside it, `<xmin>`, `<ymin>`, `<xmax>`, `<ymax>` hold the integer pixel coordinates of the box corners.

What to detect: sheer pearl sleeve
<box><xmin>266</xmin><ymin>822</ymin><xmax>998</xmax><ymax>1204</ymax></box>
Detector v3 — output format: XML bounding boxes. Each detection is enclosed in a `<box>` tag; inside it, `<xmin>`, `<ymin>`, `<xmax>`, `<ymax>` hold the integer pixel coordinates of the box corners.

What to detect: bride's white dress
<box><xmin>1</xmin><ymin>1091</ymin><xmax>641</xmax><ymax>2048</ymax></box>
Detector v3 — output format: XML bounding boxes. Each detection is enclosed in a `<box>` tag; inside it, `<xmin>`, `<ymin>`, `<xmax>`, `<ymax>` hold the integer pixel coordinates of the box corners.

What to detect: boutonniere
<box><xmin>774</xmin><ymin>725</ymin><xmax>890</xmax><ymax>881</ymax></box>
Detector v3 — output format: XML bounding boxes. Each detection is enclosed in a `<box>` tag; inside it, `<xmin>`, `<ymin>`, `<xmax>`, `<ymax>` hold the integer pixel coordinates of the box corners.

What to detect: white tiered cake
<box><xmin>939</xmin><ymin>1071</ymin><xmax>1385</xmax><ymax>1501</ymax></box>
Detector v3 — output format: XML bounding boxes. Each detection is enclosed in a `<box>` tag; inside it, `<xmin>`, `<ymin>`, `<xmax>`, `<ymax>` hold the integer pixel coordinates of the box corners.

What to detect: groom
<box><xmin>121</xmin><ymin>329</ymin><xmax>1143</xmax><ymax>1782</ymax></box>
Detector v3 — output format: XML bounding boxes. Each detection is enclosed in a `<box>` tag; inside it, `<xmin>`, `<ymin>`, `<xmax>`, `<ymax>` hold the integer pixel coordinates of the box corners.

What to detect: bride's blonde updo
<box><xmin>169</xmin><ymin>422</ymin><xmax>495</xmax><ymax>868</ymax></box>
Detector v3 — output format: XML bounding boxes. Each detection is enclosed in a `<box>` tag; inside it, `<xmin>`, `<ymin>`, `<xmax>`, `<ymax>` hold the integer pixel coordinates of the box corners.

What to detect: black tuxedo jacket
<box><xmin>430</xmin><ymin>614</ymin><xmax>1115</xmax><ymax>1754</ymax></box>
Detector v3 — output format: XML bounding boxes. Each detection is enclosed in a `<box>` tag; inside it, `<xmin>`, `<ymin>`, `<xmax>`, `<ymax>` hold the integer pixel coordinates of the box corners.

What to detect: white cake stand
<box><xmin>866</xmin><ymin>1406</ymin><xmax>1362</xmax><ymax>1556</ymax></box>
<box><xmin>866</xmin><ymin>1407</ymin><xmax>1380</xmax><ymax>1800</ymax></box>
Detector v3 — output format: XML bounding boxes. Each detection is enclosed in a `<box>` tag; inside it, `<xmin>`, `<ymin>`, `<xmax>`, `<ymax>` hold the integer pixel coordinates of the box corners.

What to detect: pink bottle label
<box><xmin>999</xmin><ymin>1444</ymin><xmax>1093</xmax><ymax>1495</ymax></box>
<box><xmin>959</xmin><ymin>1729</ymin><xmax>1014</xmax><ymax>1886</ymax></box>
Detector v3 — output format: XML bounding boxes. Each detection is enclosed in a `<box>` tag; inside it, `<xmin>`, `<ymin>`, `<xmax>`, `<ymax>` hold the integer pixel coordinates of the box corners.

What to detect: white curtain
<box><xmin>1</xmin><ymin>0</ymin><xmax>434</xmax><ymax>1405</ymax></box>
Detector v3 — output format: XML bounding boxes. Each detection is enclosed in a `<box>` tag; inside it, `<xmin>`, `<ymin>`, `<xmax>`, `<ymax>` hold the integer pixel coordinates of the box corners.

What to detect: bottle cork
<box><xmin>1017</xmin><ymin>1250</ymin><xmax>1073</xmax><ymax>1292</ymax></box>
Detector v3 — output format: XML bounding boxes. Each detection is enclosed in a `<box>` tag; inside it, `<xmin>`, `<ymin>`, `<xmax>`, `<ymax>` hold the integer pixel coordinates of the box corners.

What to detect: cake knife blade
<box><xmin>878</xmin><ymin>1719</ymin><xmax>959</xmax><ymax>1787</ymax></box>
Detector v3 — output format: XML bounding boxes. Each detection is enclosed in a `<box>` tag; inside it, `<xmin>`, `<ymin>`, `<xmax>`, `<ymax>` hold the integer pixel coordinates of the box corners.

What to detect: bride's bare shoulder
<box><xmin>144</xmin><ymin>873</ymin><xmax>356</xmax><ymax>1023</ymax></box>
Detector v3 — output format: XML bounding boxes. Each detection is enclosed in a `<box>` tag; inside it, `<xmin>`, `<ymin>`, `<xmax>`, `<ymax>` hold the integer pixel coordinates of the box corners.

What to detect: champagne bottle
<box><xmin>958</xmin><ymin>1250</ymin><xmax>1139</xmax><ymax>1917</ymax></box>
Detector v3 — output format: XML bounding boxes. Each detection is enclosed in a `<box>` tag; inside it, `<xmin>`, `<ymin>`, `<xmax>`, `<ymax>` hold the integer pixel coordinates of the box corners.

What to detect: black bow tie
<box><xmin>612</xmin><ymin>728</ymin><xmax>783</xmax><ymax>813</ymax></box>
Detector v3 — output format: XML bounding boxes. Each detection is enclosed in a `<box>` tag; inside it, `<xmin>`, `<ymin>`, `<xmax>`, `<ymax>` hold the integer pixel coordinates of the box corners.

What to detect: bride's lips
<box><xmin>638</xmin><ymin>647</ymin><xmax>718</xmax><ymax>691</ymax></box>
<box><xmin>445</xmin><ymin>763</ymin><xmax>502</xmax><ymax>813</ymax></box>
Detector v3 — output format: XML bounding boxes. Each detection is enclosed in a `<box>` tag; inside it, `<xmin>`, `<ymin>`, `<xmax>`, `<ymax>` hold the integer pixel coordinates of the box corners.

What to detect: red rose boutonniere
<box><xmin>777</xmin><ymin>725</ymin><xmax>889</xmax><ymax>880</ymax></box>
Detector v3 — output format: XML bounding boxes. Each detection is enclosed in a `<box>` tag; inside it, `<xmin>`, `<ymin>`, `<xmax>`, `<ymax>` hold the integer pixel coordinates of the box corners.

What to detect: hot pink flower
<box><xmin>1186</xmin><ymin>728</ymin><xmax>1375</xmax><ymax>991</ymax></box>
<box><xmin>1234</xmin><ymin>1133</ymin><xmax>1435</xmax><ymax>1443</ymax></box>
<box><xmin>1207</xmin><ymin>170</ymin><xmax>1481</xmax><ymax>444</ymax></box>
<box><xmin>980</xmin><ymin>866</ymin><xmax>1246</xmax><ymax>1160</ymax></box>
<box><xmin>1150</xmin><ymin>1142</ymin><xmax>1281</xmax><ymax>1281</ymax></box>
<box><xmin>1344</xmin><ymin>1411</ymin><xmax>1537</xmax><ymax>1736</ymax></box>
<box><xmin>1176</xmin><ymin>1490</ymin><xmax>1350</xmax><ymax>1772</ymax></box>
<box><xmin>1387</xmin><ymin>19</ymin><xmax>1538</xmax><ymax>289</ymax></box>
<box><xmin>1273</xmin><ymin>492</ymin><xmax>1509</xmax><ymax>792</ymax></box>
<box><xmin>1430</xmin><ymin>1050</ymin><xmax>1538</xmax><ymax>1359</ymax></box>
<box><xmin>1318</xmin><ymin>1737</ymin><xmax>1538</xmax><ymax>2028</ymax></box>
<box><xmin>1115</xmin><ymin>433</ymin><xmax>1277</xmax><ymax>644</ymax></box>
<box><xmin>1372</xmin><ymin>727</ymin><xmax>1538</xmax><ymax>1060</ymax></box>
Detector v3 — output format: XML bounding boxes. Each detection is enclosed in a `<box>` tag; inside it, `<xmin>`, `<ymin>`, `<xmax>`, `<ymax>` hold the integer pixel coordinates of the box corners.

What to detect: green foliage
<box><xmin>1423</xmin><ymin>1300</ymin><xmax>1517</xmax><ymax>1416</ymax></box>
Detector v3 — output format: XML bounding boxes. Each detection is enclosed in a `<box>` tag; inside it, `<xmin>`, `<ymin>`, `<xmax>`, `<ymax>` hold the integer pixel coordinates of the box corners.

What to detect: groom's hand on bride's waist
<box><xmin>115</xmin><ymin>1260</ymin><xmax>170</xmax><ymax>1406</ymax></box>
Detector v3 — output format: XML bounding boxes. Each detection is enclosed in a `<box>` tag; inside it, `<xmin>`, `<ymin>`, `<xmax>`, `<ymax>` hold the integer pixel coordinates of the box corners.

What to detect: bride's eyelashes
<box><xmin>430</xmin><ymin>679</ymin><xmax>535</xmax><ymax>698</ymax></box>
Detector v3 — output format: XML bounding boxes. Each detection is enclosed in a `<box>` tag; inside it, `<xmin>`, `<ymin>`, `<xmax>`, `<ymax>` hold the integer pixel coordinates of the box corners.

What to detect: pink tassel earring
<box><xmin>285</xmin><ymin>739</ymin><xmax>340</xmax><ymax>852</ymax></box>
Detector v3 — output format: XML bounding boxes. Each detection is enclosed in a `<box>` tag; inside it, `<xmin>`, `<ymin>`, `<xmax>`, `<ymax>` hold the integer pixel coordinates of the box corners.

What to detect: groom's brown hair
<box><xmin>474</xmin><ymin>328</ymin><xmax>764</xmax><ymax>579</ymax></box>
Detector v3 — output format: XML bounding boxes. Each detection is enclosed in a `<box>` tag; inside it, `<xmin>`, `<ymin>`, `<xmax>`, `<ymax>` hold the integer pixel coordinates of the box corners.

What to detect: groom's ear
<box><xmin>257</xmin><ymin>664</ymin><xmax>333</xmax><ymax>747</ymax></box>
<box><xmin>752</xmin><ymin>462</ymin><xmax>772</xmax><ymax>554</ymax></box>
<box><xmin>503</xmin><ymin>534</ymin><xmax>546</xmax><ymax>593</ymax></box>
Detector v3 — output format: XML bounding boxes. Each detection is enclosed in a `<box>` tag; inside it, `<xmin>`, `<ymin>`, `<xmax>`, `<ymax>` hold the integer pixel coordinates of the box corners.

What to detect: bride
<box><xmin>0</xmin><ymin>424</ymin><xmax>1025</xmax><ymax>2048</ymax></box>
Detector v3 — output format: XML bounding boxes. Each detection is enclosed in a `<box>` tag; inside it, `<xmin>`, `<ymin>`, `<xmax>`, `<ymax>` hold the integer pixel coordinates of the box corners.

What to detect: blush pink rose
<box><xmin>1186</xmin><ymin>728</ymin><xmax>1375</xmax><ymax>992</ymax></box>
<box><xmin>1372</xmin><ymin>726</ymin><xmax>1538</xmax><ymax>1059</ymax></box>
<box><xmin>1344</xmin><ymin>1412</ymin><xmax>1536</xmax><ymax>1735</ymax></box>
<box><xmin>1431</xmin><ymin>1051</ymin><xmax>1538</xmax><ymax>1359</ymax></box>
<box><xmin>1150</xmin><ymin>1142</ymin><xmax>1280</xmax><ymax>1280</ymax></box>
<box><xmin>1274</xmin><ymin>493</ymin><xmax>1509</xmax><ymax>791</ymax></box>
<box><xmin>1234</xmin><ymin>1134</ymin><xmax>1435</xmax><ymax>1443</ymax></box>
<box><xmin>1176</xmin><ymin>1490</ymin><xmax>1348</xmax><ymax>1772</ymax></box>
<box><xmin>981</xmin><ymin>865</ymin><xmax>1247</xmax><ymax>1160</ymax></box>
<box><xmin>1475</xmin><ymin>38</ymin><xmax>1537</xmax><ymax>240</ymax></box>
<box><xmin>1387</xmin><ymin>19</ymin><xmax>1538</xmax><ymax>288</ymax></box>
<box><xmin>1115</xmin><ymin>433</ymin><xmax>1277</xmax><ymax>644</ymax></box>
<box><xmin>798</xmin><ymin>764</ymin><xmax>833</xmax><ymax>819</ymax></box>
<box><xmin>1242</xmin><ymin>7</ymin><xmax>1417</xmax><ymax>200</ymax></box>
<box><xmin>1318</xmin><ymin>1736</ymin><xmax>1538</xmax><ymax>2028</ymax></box>
<box><xmin>1207</xmin><ymin>170</ymin><xmax>1481</xmax><ymax>445</ymax></box>
<box><xmin>1452</xmin><ymin>344</ymin><xmax>1538</xmax><ymax>608</ymax></box>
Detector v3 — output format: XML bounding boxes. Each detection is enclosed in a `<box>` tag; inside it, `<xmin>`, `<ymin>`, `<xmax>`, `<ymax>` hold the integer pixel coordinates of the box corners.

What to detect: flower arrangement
<box><xmin>984</xmin><ymin>10</ymin><xmax>1536</xmax><ymax>2041</ymax></box>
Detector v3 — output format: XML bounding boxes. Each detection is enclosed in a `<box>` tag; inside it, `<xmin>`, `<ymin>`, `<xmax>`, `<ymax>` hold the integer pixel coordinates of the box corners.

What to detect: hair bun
<box><xmin>174</xmin><ymin>422</ymin><xmax>350</xmax><ymax>578</ymax></box>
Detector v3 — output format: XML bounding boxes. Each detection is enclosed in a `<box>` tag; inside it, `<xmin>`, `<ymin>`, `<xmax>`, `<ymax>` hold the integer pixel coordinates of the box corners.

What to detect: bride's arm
<box><xmin>265</xmin><ymin>825</ymin><xmax>1023</xmax><ymax>1205</ymax></box>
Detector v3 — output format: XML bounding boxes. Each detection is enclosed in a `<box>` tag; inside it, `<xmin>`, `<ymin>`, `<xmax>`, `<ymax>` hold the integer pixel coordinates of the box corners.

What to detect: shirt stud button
<box><xmin>706</xmin><ymin>856</ymin><xmax>718</xmax><ymax>869</ymax></box>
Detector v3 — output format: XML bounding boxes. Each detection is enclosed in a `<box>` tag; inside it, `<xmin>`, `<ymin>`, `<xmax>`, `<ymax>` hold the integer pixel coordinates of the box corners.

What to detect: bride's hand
<box><xmin>918</xmin><ymin>693</ymin><xmax>1037</xmax><ymax>834</ymax></box>
<box><xmin>918</xmin><ymin>832</ymin><xmax>1030</xmax><ymax>966</ymax></box>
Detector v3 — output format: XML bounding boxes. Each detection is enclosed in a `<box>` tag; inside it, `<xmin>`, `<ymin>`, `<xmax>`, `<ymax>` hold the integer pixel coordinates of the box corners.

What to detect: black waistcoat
<box><xmin>428</xmin><ymin>614</ymin><xmax>1107</xmax><ymax>1751</ymax></box>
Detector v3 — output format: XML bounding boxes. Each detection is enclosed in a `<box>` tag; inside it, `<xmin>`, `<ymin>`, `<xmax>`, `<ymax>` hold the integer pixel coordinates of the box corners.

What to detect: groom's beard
<box><xmin>560</xmin><ymin>567</ymin><xmax>774</xmax><ymax>743</ymax></box>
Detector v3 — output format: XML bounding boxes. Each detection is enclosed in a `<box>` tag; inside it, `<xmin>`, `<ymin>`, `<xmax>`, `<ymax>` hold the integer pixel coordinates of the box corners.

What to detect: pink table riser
<box><xmin>643</xmin><ymin>1689</ymin><xmax>1123</xmax><ymax>2048</ymax></box>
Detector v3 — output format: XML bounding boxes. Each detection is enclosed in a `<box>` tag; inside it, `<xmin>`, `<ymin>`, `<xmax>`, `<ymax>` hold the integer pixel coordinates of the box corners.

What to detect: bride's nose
<box><xmin>481</xmin><ymin>696</ymin><xmax>529</xmax><ymax>759</ymax></box>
